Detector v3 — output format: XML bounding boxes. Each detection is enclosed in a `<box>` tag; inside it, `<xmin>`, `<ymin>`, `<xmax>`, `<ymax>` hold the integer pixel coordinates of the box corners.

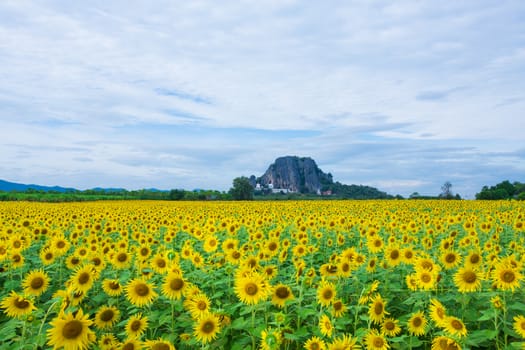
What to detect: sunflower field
<box><xmin>0</xmin><ymin>200</ymin><xmax>524</xmax><ymax>350</ymax></box>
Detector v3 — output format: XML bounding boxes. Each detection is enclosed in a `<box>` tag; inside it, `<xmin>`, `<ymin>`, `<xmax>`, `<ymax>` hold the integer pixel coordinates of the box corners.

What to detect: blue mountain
<box><xmin>0</xmin><ymin>179</ymin><xmax>77</xmax><ymax>192</ymax></box>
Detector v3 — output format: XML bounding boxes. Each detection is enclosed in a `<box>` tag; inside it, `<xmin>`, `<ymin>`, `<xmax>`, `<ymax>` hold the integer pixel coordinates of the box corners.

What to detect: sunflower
<box><xmin>317</xmin><ymin>280</ymin><xmax>337</xmax><ymax>307</ymax></box>
<box><xmin>491</xmin><ymin>263</ymin><xmax>523</xmax><ymax>291</ymax></box>
<box><xmin>369</xmin><ymin>294</ymin><xmax>389</xmax><ymax>324</ymax></box>
<box><xmin>126</xmin><ymin>278</ymin><xmax>158</xmax><ymax>307</ymax></box>
<box><xmin>22</xmin><ymin>269</ymin><xmax>50</xmax><ymax>296</ymax></box>
<box><xmin>407</xmin><ymin>311</ymin><xmax>427</xmax><ymax>336</ymax></box>
<box><xmin>405</xmin><ymin>273</ymin><xmax>418</xmax><ymax>291</ymax></box>
<box><xmin>331</xmin><ymin>299</ymin><xmax>347</xmax><ymax>318</ymax></box>
<box><xmin>328</xmin><ymin>333</ymin><xmax>360</xmax><ymax>350</ymax></box>
<box><xmin>1</xmin><ymin>291</ymin><xmax>36</xmax><ymax>318</ymax></box>
<box><xmin>367</xmin><ymin>236</ymin><xmax>384</xmax><ymax>253</ymax></box>
<box><xmin>112</xmin><ymin>249</ymin><xmax>132</xmax><ymax>270</ymax></box>
<box><xmin>415</xmin><ymin>269</ymin><xmax>437</xmax><ymax>290</ymax></box>
<box><xmin>51</xmin><ymin>235</ymin><xmax>71</xmax><ymax>256</ymax></box>
<box><xmin>150</xmin><ymin>253</ymin><xmax>170</xmax><ymax>274</ymax></box>
<box><xmin>65</xmin><ymin>254</ymin><xmax>82</xmax><ymax>270</ymax></box>
<box><xmin>490</xmin><ymin>295</ymin><xmax>504</xmax><ymax>310</ymax></box>
<box><xmin>193</xmin><ymin>312</ymin><xmax>221</xmax><ymax>344</ymax></box>
<box><xmin>381</xmin><ymin>318</ymin><xmax>401</xmax><ymax>337</ymax></box>
<box><xmin>102</xmin><ymin>279</ymin><xmax>124</xmax><ymax>297</ymax></box>
<box><xmin>384</xmin><ymin>245</ymin><xmax>402</xmax><ymax>267</ymax></box>
<box><xmin>94</xmin><ymin>305</ymin><xmax>120</xmax><ymax>330</ymax></box>
<box><xmin>69</xmin><ymin>265</ymin><xmax>97</xmax><ymax>293</ymax></box>
<box><xmin>304</xmin><ymin>336</ymin><xmax>326</xmax><ymax>350</ymax></box>
<box><xmin>319</xmin><ymin>314</ymin><xmax>334</xmax><ymax>338</ymax></box>
<box><xmin>98</xmin><ymin>333</ymin><xmax>118</xmax><ymax>349</ymax></box>
<box><xmin>187</xmin><ymin>293</ymin><xmax>212</xmax><ymax>319</ymax></box>
<box><xmin>143</xmin><ymin>339</ymin><xmax>175</xmax><ymax>350</ymax></box>
<box><xmin>465</xmin><ymin>250</ymin><xmax>483</xmax><ymax>268</ymax></box>
<box><xmin>453</xmin><ymin>265</ymin><xmax>482</xmax><ymax>293</ymax></box>
<box><xmin>203</xmin><ymin>235</ymin><xmax>219</xmax><ymax>253</ymax></box>
<box><xmin>439</xmin><ymin>250</ymin><xmax>461</xmax><ymax>270</ymax></box>
<box><xmin>234</xmin><ymin>272</ymin><xmax>270</xmax><ymax>305</ymax></box>
<box><xmin>364</xmin><ymin>329</ymin><xmax>389</xmax><ymax>350</ymax></box>
<box><xmin>46</xmin><ymin>308</ymin><xmax>95</xmax><ymax>350</ymax></box>
<box><xmin>271</xmin><ymin>283</ymin><xmax>294</xmax><ymax>308</ymax></box>
<box><xmin>337</xmin><ymin>259</ymin><xmax>353</xmax><ymax>278</ymax></box>
<box><xmin>125</xmin><ymin>313</ymin><xmax>148</xmax><ymax>339</ymax></box>
<box><xmin>260</xmin><ymin>328</ymin><xmax>282</xmax><ymax>350</ymax></box>
<box><xmin>431</xmin><ymin>336</ymin><xmax>461</xmax><ymax>350</ymax></box>
<box><xmin>443</xmin><ymin>316</ymin><xmax>467</xmax><ymax>338</ymax></box>
<box><xmin>513</xmin><ymin>315</ymin><xmax>525</xmax><ymax>338</ymax></box>
<box><xmin>161</xmin><ymin>271</ymin><xmax>186</xmax><ymax>300</ymax></box>
<box><xmin>10</xmin><ymin>252</ymin><xmax>25</xmax><ymax>268</ymax></box>
<box><xmin>429</xmin><ymin>298</ymin><xmax>448</xmax><ymax>328</ymax></box>
<box><xmin>401</xmin><ymin>247</ymin><xmax>416</xmax><ymax>264</ymax></box>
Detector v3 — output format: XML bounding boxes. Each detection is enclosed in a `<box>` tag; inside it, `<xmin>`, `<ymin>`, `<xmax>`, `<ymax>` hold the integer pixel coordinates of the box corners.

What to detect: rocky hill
<box><xmin>249</xmin><ymin>156</ymin><xmax>392</xmax><ymax>199</ymax></box>
<box><xmin>250</xmin><ymin>156</ymin><xmax>333</xmax><ymax>193</ymax></box>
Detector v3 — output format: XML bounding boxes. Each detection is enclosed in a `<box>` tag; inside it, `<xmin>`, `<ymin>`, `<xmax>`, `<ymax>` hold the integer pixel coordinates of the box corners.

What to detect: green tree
<box><xmin>229</xmin><ymin>177</ymin><xmax>254</xmax><ymax>200</ymax></box>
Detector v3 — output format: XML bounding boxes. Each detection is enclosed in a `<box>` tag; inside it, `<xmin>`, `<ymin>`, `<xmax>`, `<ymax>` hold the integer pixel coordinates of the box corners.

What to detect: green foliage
<box><xmin>229</xmin><ymin>176</ymin><xmax>254</xmax><ymax>200</ymax></box>
<box><xmin>476</xmin><ymin>180</ymin><xmax>525</xmax><ymax>200</ymax></box>
<box><xmin>323</xmin><ymin>181</ymin><xmax>393</xmax><ymax>199</ymax></box>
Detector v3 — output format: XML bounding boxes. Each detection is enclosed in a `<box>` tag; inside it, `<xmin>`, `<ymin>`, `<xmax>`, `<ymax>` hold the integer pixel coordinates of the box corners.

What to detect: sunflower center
<box><xmin>245</xmin><ymin>282</ymin><xmax>258</xmax><ymax>296</ymax></box>
<box><xmin>463</xmin><ymin>271</ymin><xmax>477</xmax><ymax>283</ymax></box>
<box><xmin>152</xmin><ymin>344</ymin><xmax>170</xmax><ymax>350</ymax></box>
<box><xmin>451</xmin><ymin>319</ymin><xmax>463</xmax><ymax>330</ymax></box>
<box><xmin>310</xmin><ymin>343</ymin><xmax>320</xmax><ymax>350</ymax></box>
<box><xmin>412</xmin><ymin>317</ymin><xmax>422</xmax><ymax>327</ymax></box>
<box><xmin>130</xmin><ymin>320</ymin><xmax>142</xmax><ymax>332</ymax></box>
<box><xmin>92</xmin><ymin>257</ymin><xmax>102</xmax><ymax>266</ymax></box>
<box><xmin>30</xmin><ymin>277</ymin><xmax>44</xmax><ymax>289</ymax></box>
<box><xmin>134</xmin><ymin>283</ymin><xmax>150</xmax><ymax>296</ymax></box>
<box><xmin>374</xmin><ymin>302</ymin><xmax>383</xmax><ymax>315</ymax></box>
<box><xmin>323</xmin><ymin>289</ymin><xmax>333</xmax><ymax>300</ymax></box>
<box><xmin>140</xmin><ymin>248</ymin><xmax>149</xmax><ymax>256</ymax></box>
<box><xmin>385</xmin><ymin>321</ymin><xmax>395</xmax><ymax>330</ymax></box>
<box><xmin>170</xmin><ymin>278</ymin><xmax>184</xmax><ymax>291</ymax></box>
<box><xmin>445</xmin><ymin>254</ymin><xmax>456</xmax><ymax>263</ymax></box>
<box><xmin>57</xmin><ymin>241</ymin><xmax>66</xmax><ymax>249</ymax></box>
<box><xmin>197</xmin><ymin>301</ymin><xmax>207</xmax><ymax>310</ymax></box>
<box><xmin>78</xmin><ymin>272</ymin><xmax>90</xmax><ymax>284</ymax></box>
<box><xmin>232</xmin><ymin>251</ymin><xmax>241</xmax><ymax>259</ymax></box>
<box><xmin>374</xmin><ymin>240</ymin><xmax>382</xmax><ymax>247</ymax></box>
<box><xmin>502</xmin><ymin>270</ymin><xmax>516</xmax><ymax>283</ymax></box>
<box><xmin>390</xmin><ymin>250</ymin><xmax>399</xmax><ymax>259</ymax></box>
<box><xmin>62</xmin><ymin>320</ymin><xmax>83</xmax><ymax>339</ymax></box>
<box><xmin>71</xmin><ymin>257</ymin><xmax>79</xmax><ymax>264</ymax></box>
<box><xmin>117</xmin><ymin>253</ymin><xmax>128</xmax><ymax>262</ymax></box>
<box><xmin>333</xmin><ymin>301</ymin><xmax>343</xmax><ymax>311</ymax></box>
<box><xmin>13</xmin><ymin>241</ymin><xmax>21</xmax><ymax>248</ymax></box>
<box><xmin>122</xmin><ymin>343</ymin><xmax>135</xmax><ymax>350</ymax></box>
<box><xmin>437</xmin><ymin>308</ymin><xmax>445</xmax><ymax>319</ymax></box>
<box><xmin>269</xmin><ymin>242</ymin><xmax>277</xmax><ymax>251</ymax></box>
<box><xmin>14</xmin><ymin>298</ymin><xmax>30</xmax><ymax>309</ymax></box>
<box><xmin>100</xmin><ymin>309</ymin><xmax>114</xmax><ymax>322</ymax></box>
<box><xmin>202</xmin><ymin>320</ymin><xmax>215</xmax><ymax>334</ymax></box>
<box><xmin>275</xmin><ymin>286</ymin><xmax>289</xmax><ymax>299</ymax></box>
<box><xmin>45</xmin><ymin>252</ymin><xmax>53</xmax><ymax>260</ymax></box>
<box><xmin>13</xmin><ymin>254</ymin><xmax>21</xmax><ymax>262</ymax></box>
<box><xmin>109</xmin><ymin>281</ymin><xmax>120</xmax><ymax>290</ymax></box>
<box><xmin>373</xmin><ymin>337</ymin><xmax>385</xmax><ymax>347</ymax></box>
<box><xmin>156</xmin><ymin>259</ymin><xmax>166</xmax><ymax>268</ymax></box>
<box><xmin>405</xmin><ymin>251</ymin><xmax>413</xmax><ymax>259</ymax></box>
<box><xmin>421</xmin><ymin>273</ymin><xmax>431</xmax><ymax>283</ymax></box>
<box><xmin>341</xmin><ymin>263</ymin><xmax>350</xmax><ymax>272</ymax></box>
<box><xmin>470</xmin><ymin>254</ymin><xmax>480</xmax><ymax>264</ymax></box>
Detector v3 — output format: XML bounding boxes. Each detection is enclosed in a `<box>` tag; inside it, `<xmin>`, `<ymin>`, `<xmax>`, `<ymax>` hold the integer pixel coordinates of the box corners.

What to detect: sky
<box><xmin>1</xmin><ymin>1</ymin><xmax>524</xmax><ymax>198</ymax></box>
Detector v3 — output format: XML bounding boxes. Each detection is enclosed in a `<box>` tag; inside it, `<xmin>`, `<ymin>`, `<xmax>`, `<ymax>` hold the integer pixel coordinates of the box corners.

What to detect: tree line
<box><xmin>475</xmin><ymin>180</ymin><xmax>525</xmax><ymax>200</ymax></box>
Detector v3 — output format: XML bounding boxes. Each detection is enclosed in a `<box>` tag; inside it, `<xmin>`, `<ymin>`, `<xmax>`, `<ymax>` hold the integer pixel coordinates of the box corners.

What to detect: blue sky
<box><xmin>1</xmin><ymin>1</ymin><xmax>524</xmax><ymax>198</ymax></box>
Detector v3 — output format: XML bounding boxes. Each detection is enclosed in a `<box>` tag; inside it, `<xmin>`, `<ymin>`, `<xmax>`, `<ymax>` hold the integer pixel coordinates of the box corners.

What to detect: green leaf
<box><xmin>231</xmin><ymin>317</ymin><xmax>248</xmax><ymax>330</ymax></box>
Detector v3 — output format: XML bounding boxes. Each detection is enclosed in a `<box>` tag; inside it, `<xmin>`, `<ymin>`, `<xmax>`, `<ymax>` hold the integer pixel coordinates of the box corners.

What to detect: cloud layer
<box><xmin>1</xmin><ymin>1</ymin><xmax>524</xmax><ymax>198</ymax></box>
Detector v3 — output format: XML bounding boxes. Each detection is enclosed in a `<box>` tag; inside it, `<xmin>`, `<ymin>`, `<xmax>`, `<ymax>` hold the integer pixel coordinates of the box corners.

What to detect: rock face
<box><xmin>256</xmin><ymin>156</ymin><xmax>333</xmax><ymax>193</ymax></box>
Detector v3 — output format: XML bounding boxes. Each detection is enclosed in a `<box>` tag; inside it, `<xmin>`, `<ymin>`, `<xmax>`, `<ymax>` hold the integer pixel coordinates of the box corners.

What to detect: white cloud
<box><xmin>0</xmin><ymin>0</ymin><xmax>524</xmax><ymax>196</ymax></box>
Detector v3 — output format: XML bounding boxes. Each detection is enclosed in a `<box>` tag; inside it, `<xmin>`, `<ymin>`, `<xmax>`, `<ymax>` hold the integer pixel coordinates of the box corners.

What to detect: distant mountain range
<box><xmin>0</xmin><ymin>180</ymin><xmax>135</xmax><ymax>193</ymax></box>
<box><xmin>0</xmin><ymin>179</ymin><xmax>77</xmax><ymax>192</ymax></box>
